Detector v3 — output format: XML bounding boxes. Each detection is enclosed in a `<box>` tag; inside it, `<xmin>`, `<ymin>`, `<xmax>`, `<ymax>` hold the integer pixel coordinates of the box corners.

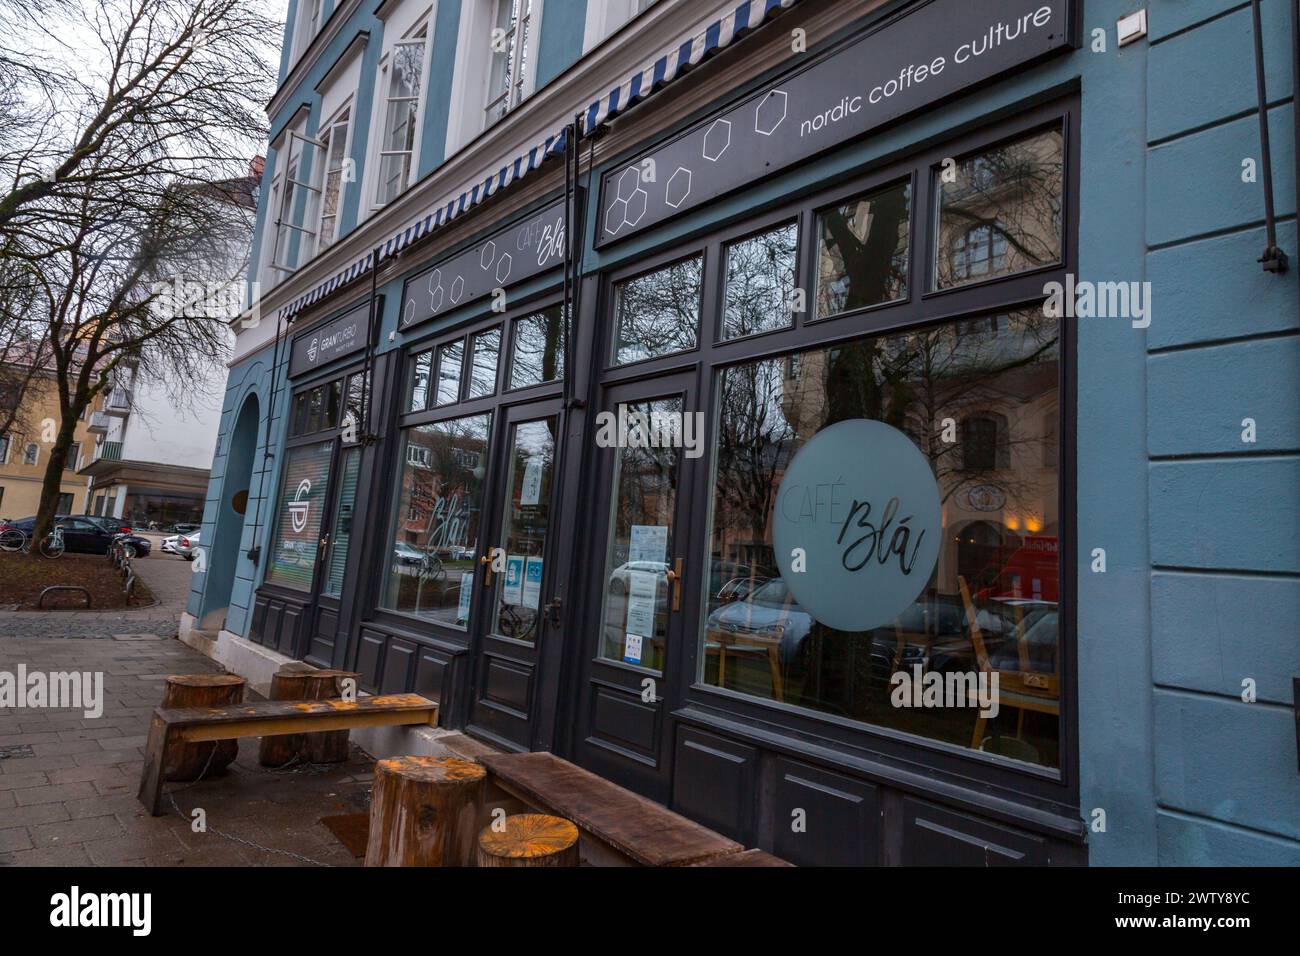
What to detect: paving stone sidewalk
<box><xmin>0</xmin><ymin>626</ymin><xmax>369</xmax><ymax>866</ymax></box>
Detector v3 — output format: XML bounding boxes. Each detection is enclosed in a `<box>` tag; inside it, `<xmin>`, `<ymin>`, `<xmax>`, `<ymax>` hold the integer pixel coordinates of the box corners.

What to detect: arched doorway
<box><xmin>199</xmin><ymin>393</ymin><xmax>258</xmax><ymax>631</ymax></box>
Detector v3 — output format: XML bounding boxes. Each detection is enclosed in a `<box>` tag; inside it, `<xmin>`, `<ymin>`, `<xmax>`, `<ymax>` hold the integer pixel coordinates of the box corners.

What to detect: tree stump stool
<box><xmin>364</xmin><ymin>756</ymin><xmax>486</xmax><ymax>867</ymax></box>
<box><xmin>160</xmin><ymin>674</ymin><xmax>245</xmax><ymax>781</ymax></box>
<box><xmin>258</xmin><ymin>666</ymin><xmax>360</xmax><ymax>766</ymax></box>
<box><xmin>477</xmin><ymin>814</ymin><xmax>580</xmax><ymax>868</ymax></box>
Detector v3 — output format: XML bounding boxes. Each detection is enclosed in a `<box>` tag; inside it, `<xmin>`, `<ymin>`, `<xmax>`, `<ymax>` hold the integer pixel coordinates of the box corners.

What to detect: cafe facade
<box><xmin>184</xmin><ymin>0</ymin><xmax>1300</xmax><ymax>866</ymax></box>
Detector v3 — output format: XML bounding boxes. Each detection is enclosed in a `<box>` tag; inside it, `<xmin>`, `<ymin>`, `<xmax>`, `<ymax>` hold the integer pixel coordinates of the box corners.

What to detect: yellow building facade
<box><xmin>0</xmin><ymin>377</ymin><xmax>103</xmax><ymax>521</ymax></box>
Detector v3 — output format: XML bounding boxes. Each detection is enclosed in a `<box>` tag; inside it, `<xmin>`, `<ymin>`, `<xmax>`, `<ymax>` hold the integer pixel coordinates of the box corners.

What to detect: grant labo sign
<box><xmin>598</xmin><ymin>0</ymin><xmax>1073</xmax><ymax>244</ymax></box>
<box><xmin>772</xmin><ymin>420</ymin><xmax>942</xmax><ymax>633</ymax></box>
<box><xmin>401</xmin><ymin>197</ymin><xmax>566</xmax><ymax>330</ymax></box>
<box><xmin>289</xmin><ymin>301</ymin><xmax>372</xmax><ymax>377</ymax></box>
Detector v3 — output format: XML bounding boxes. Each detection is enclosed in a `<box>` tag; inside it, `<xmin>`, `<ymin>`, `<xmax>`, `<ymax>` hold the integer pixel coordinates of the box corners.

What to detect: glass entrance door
<box><xmin>305</xmin><ymin>443</ymin><xmax>361</xmax><ymax>664</ymax></box>
<box><xmin>467</xmin><ymin>399</ymin><xmax>563</xmax><ymax>750</ymax></box>
<box><xmin>568</xmin><ymin>372</ymin><xmax>701</xmax><ymax>803</ymax></box>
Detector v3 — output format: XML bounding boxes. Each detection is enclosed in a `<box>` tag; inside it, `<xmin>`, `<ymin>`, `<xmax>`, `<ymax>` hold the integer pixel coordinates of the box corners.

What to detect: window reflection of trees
<box><xmin>934</xmin><ymin>129</ymin><xmax>1063</xmax><ymax>290</ymax></box>
<box><xmin>723</xmin><ymin>224</ymin><xmax>797</xmax><ymax>339</ymax></box>
<box><xmin>384</xmin><ymin>414</ymin><xmax>491</xmax><ymax>623</ymax></box>
<box><xmin>613</xmin><ymin>259</ymin><xmax>702</xmax><ymax>364</ymax></box>
<box><xmin>509</xmin><ymin>307</ymin><xmax>565</xmax><ymax>388</ymax></box>
<box><xmin>816</xmin><ymin>182</ymin><xmax>910</xmax><ymax>318</ymax></box>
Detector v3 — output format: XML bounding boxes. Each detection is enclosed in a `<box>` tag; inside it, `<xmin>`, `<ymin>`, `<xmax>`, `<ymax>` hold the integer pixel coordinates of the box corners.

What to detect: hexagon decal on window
<box><xmin>450</xmin><ymin>275</ymin><xmax>464</xmax><ymax>303</ymax></box>
<box><xmin>615</xmin><ymin>167</ymin><xmax>642</xmax><ymax>201</ymax></box>
<box><xmin>480</xmin><ymin>241</ymin><xmax>496</xmax><ymax>270</ymax></box>
<box><xmin>605</xmin><ymin>198</ymin><xmax>628</xmax><ymax>235</ymax></box>
<box><xmin>755</xmin><ymin>89</ymin><xmax>787</xmax><ymax>136</ymax></box>
<box><xmin>605</xmin><ymin>166</ymin><xmax>650</xmax><ymax>235</ymax></box>
<box><xmin>427</xmin><ymin>270</ymin><xmax>444</xmax><ymax>312</ymax></box>
<box><xmin>495</xmin><ymin>252</ymin><xmax>513</xmax><ymax>284</ymax></box>
<box><xmin>703</xmin><ymin>119</ymin><xmax>731</xmax><ymax>162</ymax></box>
<box><xmin>665</xmin><ymin>166</ymin><xmax>692</xmax><ymax>209</ymax></box>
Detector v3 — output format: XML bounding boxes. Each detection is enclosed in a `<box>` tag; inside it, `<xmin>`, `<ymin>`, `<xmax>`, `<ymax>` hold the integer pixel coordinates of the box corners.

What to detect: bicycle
<box><xmin>0</xmin><ymin>525</ymin><xmax>65</xmax><ymax>558</ymax></box>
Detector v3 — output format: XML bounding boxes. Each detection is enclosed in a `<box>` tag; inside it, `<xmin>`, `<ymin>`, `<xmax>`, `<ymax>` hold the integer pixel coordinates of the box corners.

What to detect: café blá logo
<box><xmin>772</xmin><ymin>420</ymin><xmax>941</xmax><ymax>632</ymax></box>
<box><xmin>289</xmin><ymin>478</ymin><xmax>312</xmax><ymax>533</ymax></box>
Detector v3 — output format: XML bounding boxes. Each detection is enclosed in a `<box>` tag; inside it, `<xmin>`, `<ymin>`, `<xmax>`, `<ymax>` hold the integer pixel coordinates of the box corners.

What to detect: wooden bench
<box><xmin>137</xmin><ymin>693</ymin><xmax>438</xmax><ymax>815</ymax></box>
<box><xmin>480</xmin><ymin>751</ymin><xmax>750</xmax><ymax>867</ymax></box>
<box><xmin>692</xmin><ymin>848</ymin><xmax>793</xmax><ymax>867</ymax></box>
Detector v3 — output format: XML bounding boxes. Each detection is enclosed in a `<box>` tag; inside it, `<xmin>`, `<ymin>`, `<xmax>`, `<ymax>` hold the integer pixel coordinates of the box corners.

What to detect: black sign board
<box><xmin>597</xmin><ymin>0</ymin><xmax>1074</xmax><ymax>245</ymax></box>
<box><xmin>289</xmin><ymin>300</ymin><xmax>372</xmax><ymax>377</ymax></box>
<box><xmin>401</xmin><ymin>197</ymin><xmax>567</xmax><ymax>330</ymax></box>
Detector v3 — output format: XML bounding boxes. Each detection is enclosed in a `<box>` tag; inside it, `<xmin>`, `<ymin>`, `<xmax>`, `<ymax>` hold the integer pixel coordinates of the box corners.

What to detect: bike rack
<box><xmin>37</xmin><ymin>586</ymin><xmax>91</xmax><ymax>610</ymax></box>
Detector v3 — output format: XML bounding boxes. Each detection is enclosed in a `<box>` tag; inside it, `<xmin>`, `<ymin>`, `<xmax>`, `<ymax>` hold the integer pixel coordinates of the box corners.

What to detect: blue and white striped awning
<box><xmin>275</xmin><ymin>0</ymin><xmax>802</xmax><ymax>322</ymax></box>
<box><xmin>581</xmin><ymin>0</ymin><xmax>800</xmax><ymax>133</ymax></box>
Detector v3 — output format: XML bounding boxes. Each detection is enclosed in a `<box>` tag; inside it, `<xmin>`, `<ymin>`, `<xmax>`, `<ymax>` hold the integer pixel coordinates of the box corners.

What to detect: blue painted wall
<box><xmin>1139</xmin><ymin>0</ymin><xmax>1299</xmax><ymax>864</ymax></box>
<box><xmin>187</xmin><ymin>346</ymin><xmax>292</xmax><ymax>637</ymax></box>
<box><xmin>535</xmin><ymin>0</ymin><xmax>587</xmax><ymax>88</ymax></box>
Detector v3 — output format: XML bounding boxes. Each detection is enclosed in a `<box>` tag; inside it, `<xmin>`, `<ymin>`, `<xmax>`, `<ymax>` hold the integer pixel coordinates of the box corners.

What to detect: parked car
<box><xmin>703</xmin><ymin>577</ymin><xmax>813</xmax><ymax>665</ymax></box>
<box><xmin>172</xmin><ymin>531</ymin><xmax>201</xmax><ymax>560</ymax></box>
<box><xmin>607</xmin><ymin>560</ymin><xmax>669</xmax><ymax>596</ymax></box>
<box><xmin>72</xmin><ymin>514</ymin><xmax>133</xmax><ymax>536</ymax></box>
<box><xmin>0</xmin><ymin>515</ymin><xmax>151</xmax><ymax>556</ymax></box>
<box><xmin>172</xmin><ymin>523</ymin><xmax>201</xmax><ymax>536</ymax></box>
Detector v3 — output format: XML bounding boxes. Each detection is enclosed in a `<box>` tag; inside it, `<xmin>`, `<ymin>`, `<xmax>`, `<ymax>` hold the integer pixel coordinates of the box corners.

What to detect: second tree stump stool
<box><xmin>364</xmin><ymin>756</ymin><xmax>486</xmax><ymax>867</ymax></box>
<box><xmin>477</xmin><ymin>814</ymin><xmax>580</xmax><ymax>867</ymax></box>
<box><xmin>258</xmin><ymin>665</ymin><xmax>361</xmax><ymax>766</ymax></box>
<box><xmin>160</xmin><ymin>674</ymin><xmax>245</xmax><ymax>781</ymax></box>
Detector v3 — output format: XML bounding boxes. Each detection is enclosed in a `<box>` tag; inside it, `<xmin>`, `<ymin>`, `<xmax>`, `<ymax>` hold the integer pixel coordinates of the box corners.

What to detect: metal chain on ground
<box><xmin>163</xmin><ymin>744</ymin><xmax>333</xmax><ymax>867</ymax></box>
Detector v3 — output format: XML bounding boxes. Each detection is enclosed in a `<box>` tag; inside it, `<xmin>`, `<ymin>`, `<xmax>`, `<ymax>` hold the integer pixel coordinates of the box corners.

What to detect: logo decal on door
<box><xmin>289</xmin><ymin>478</ymin><xmax>312</xmax><ymax>533</ymax></box>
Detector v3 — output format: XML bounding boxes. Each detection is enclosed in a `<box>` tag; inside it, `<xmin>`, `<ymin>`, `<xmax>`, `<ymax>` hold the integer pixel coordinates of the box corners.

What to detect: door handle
<box><xmin>544</xmin><ymin>596</ymin><xmax>562</xmax><ymax>627</ymax></box>
<box><xmin>480</xmin><ymin>551</ymin><xmax>494</xmax><ymax>585</ymax></box>
<box><xmin>665</xmin><ymin>557</ymin><xmax>683</xmax><ymax>612</ymax></box>
<box><xmin>318</xmin><ymin>532</ymin><xmax>331</xmax><ymax>563</ymax></box>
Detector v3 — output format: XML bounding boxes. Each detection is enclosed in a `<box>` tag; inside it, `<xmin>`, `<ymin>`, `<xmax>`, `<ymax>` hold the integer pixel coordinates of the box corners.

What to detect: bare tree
<box><xmin>0</xmin><ymin>0</ymin><xmax>276</xmax><ymax>552</ymax></box>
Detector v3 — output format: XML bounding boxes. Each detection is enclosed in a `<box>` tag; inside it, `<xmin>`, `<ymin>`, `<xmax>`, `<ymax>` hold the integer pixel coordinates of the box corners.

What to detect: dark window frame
<box><xmin>579</xmin><ymin>95</ymin><xmax>1080</xmax><ymax>814</ymax></box>
<box><xmin>368</xmin><ymin>293</ymin><xmax>567</xmax><ymax>642</ymax></box>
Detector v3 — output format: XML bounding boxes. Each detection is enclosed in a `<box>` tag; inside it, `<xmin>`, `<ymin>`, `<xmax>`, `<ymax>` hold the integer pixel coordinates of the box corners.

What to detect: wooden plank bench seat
<box><xmin>691</xmin><ymin>848</ymin><xmax>793</xmax><ymax>867</ymax></box>
<box><xmin>479</xmin><ymin>751</ymin><xmax>748</xmax><ymax>867</ymax></box>
<box><xmin>138</xmin><ymin>693</ymin><xmax>438</xmax><ymax>815</ymax></box>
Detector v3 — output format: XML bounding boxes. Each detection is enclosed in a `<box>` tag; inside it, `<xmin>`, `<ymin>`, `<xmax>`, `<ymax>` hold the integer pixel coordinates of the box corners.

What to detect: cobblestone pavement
<box><xmin>0</xmin><ymin>596</ymin><xmax>370</xmax><ymax>865</ymax></box>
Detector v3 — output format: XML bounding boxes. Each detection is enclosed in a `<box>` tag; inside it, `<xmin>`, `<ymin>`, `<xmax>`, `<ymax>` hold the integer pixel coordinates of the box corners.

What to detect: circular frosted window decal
<box><xmin>772</xmin><ymin>419</ymin><xmax>941</xmax><ymax>632</ymax></box>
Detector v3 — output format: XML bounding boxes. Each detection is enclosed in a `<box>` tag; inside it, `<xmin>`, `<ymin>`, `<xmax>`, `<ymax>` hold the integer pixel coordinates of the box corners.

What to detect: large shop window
<box><xmin>266</xmin><ymin>441</ymin><xmax>334</xmax><ymax>590</ymax></box>
<box><xmin>933</xmin><ymin>128</ymin><xmax>1063</xmax><ymax>290</ymax></box>
<box><xmin>381</xmin><ymin>414</ymin><xmax>491</xmax><ymax>627</ymax></box>
<box><xmin>700</xmin><ymin>310</ymin><xmax>1061</xmax><ymax>767</ymax></box>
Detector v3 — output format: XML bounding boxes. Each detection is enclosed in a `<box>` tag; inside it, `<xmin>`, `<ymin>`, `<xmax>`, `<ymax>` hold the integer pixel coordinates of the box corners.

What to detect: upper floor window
<box><xmin>315</xmin><ymin>109</ymin><xmax>351</xmax><ymax>250</ymax></box>
<box><xmin>485</xmin><ymin>0</ymin><xmax>533</xmax><ymax>126</ymax></box>
<box><xmin>376</xmin><ymin>27</ymin><xmax>428</xmax><ymax>207</ymax></box>
<box><xmin>0</xmin><ymin>433</ymin><xmax>10</xmax><ymax>464</ymax></box>
<box><xmin>293</xmin><ymin>0</ymin><xmax>325</xmax><ymax>62</ymax></box>
<box><xmin>23</xmin><ymin>442</ymin><xmax>38</xmax><ymax>466</ymax></box>
<box><xmin>265</xmin><ymin>123</ymin><xmax>320</xmax><ymax>279</ymax></box>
